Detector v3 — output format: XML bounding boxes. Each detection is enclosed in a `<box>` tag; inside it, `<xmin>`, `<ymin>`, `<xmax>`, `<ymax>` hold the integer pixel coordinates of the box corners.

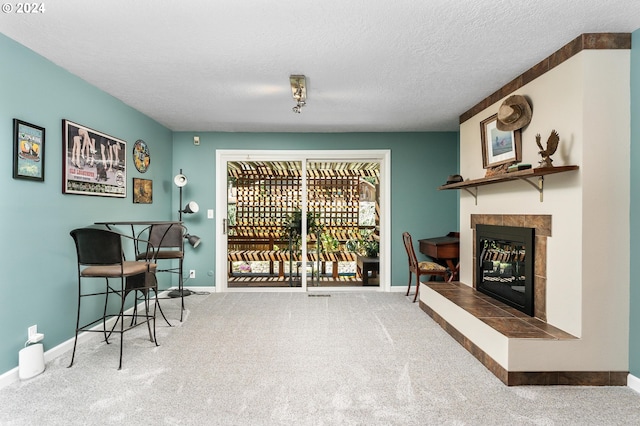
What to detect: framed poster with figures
<box><xmin>62</xmin><ymin>119</ymin><xmax>126</xmax><ymax>197</ymax></box>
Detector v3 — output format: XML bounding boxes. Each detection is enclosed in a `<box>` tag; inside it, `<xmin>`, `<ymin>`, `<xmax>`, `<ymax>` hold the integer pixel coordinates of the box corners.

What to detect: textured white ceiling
<box><xmin>1</xmin><ymin>1</ymin><xmax>640</xmax><ymax>132</ymax></box>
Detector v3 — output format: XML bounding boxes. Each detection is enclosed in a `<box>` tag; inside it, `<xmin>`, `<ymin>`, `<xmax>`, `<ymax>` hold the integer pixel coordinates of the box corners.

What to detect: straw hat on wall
<box><xmin>496</xmin><ymin>95</ymin><xmax>532</xmax><ymax>131</ymax></box>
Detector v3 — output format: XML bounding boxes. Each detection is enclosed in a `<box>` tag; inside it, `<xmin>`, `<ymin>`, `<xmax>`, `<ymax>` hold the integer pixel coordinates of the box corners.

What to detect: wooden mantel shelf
<box><xmin>438</xmin><ymin>166</ymin><xmax>579</xmax><ymax>203</ymax></box>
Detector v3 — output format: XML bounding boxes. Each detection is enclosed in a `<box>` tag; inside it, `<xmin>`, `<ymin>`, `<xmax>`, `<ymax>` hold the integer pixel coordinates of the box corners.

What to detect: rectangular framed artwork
<box><xmin>480</xmin><ymin>113</ymin><xmax>522</xmax><ymax>168</ymax></box>
<box><xmin>133</xmin><ymin>178</ymin><xmax>153</xmax><ymax>204</ymax></box>
<box><xmin>13</xmin><ymin>119</ymin><xmax>45</xmax><ymax>181</ymax></box>
<box><xmin>62</xmin><ymin>119</ymin><xmax>126</xmax><ymax>197</ymax></box>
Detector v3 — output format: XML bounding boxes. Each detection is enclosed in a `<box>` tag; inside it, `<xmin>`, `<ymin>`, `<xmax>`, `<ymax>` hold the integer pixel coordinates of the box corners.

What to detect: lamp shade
<box><xmin>185</xmin><ymin>234</ymin><xmax>201</xmax><ymax>248</ymax></box>
<box><xmin>174</xmin><ymin>174</ymin><xmax>187</xmax><ymax>187</ymax></box>
<box><xmin>181</xmin><ymin>201</ymin><xmax>199</xmax><ymax>214</ymax></box>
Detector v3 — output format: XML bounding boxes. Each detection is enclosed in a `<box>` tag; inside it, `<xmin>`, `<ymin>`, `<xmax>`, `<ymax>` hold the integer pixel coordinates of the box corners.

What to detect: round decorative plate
<box><xmin>133</xmin><ymin>139</ymin><xmax>150</xmax><ymax>173</ymax></box>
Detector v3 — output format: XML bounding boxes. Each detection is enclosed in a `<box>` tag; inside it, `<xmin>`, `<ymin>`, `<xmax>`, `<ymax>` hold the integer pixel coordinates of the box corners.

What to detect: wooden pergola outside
<box><xmin>227</xmin><ymin>161</ymin><xmax>380</xmax><ymax>285</ymax></box>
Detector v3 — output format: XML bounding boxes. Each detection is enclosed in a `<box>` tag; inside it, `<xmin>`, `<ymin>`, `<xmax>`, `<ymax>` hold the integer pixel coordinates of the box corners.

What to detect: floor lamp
<box><xmin>168</xmin><ymin>169</ymin><xmax>201</xmax><ymax>298</ymax></box>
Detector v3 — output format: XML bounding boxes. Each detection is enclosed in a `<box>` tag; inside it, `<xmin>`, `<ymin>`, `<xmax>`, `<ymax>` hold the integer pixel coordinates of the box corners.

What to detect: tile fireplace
<box><xmin>419</xmin><ymin>214</ymin><xmax>627</xmax><ymax>386</ymax></box>
<box><xmin>472</xmin><ymin>214</ymin><xmax>549</xmax><ymax>321</ymax></box>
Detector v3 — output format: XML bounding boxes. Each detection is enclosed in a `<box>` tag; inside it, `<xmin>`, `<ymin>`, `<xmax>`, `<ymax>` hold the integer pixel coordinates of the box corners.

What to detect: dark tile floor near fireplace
<box><xmin>423</xmin><ymin>281</ymin><xmax>574</xmax><ymax>339</ymax></box>
<box><xmin>420</xmin><ymin>281</ymin><xmax>628</xmax><ymax>386</ymax></box>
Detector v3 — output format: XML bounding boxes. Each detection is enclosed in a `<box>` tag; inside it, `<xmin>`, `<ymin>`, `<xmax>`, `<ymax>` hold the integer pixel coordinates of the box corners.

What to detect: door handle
<box><xmin>222</xmin><ymin>218</ymin><xmax>228</xmax><ymax>235</ymax></box>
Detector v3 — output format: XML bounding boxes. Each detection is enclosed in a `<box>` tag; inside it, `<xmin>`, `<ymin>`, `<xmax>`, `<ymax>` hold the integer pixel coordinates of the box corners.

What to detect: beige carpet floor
<box><xmin>0</xmin><ymin>291</ymin><xmax>639</xmax><ymax>425</ymax></box>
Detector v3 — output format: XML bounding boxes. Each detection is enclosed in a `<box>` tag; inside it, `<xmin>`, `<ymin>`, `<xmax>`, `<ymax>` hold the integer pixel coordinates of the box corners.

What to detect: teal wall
<box><xmin>171</xmin><ymin>132</ymin><xmax>460</xmax><ymax>289</ymax></box>
<box><xmin>0</xmin><ymin>34</ymin><xmax>459</xmax><ymax>377</ymax></box>
<box><xmin>0</xmin><ymin>34</ymin><xmax>173</xmax><ymax>375</ymax></box>
<box><xmin>630</xmin><ymin>29</ymin><xmax>640</xmax><ymax>378</ymax></box>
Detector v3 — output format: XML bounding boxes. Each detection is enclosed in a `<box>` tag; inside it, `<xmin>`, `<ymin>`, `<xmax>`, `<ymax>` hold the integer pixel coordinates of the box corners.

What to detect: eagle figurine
<box><xmin>536</xmin><ymin>130</ymin><xmax>559</xmax><ymax>168</ymax></box>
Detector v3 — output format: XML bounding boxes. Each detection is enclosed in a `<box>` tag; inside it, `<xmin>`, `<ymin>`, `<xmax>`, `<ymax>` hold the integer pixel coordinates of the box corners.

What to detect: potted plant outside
<box><xmin>283</xmin><ymin>210</ymin><xmax>322</xmax><ymax>285</ymax></box>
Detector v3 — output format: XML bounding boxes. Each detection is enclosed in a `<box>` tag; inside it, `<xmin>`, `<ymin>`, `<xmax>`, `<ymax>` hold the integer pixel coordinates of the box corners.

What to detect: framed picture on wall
<box><xmin>480</xmin><ymin>114</ymin><xmax>522</xmax><ymax>168</ymax></box>
<box><xmin>62</xmin><ymin>119</ymin><xmax>127</xmax><ymax>197</ymax></box>
<box><xmin>133</xmin><ymin>178</ymin><xmax>153</xmax><ymax>204</ymax></box>
<box><xmin>133</xmin><ymin>139</ymin><xmax>150</xmax><ymax>173</ymax></box>
<box><xmin>13</xmin><ymin>119</ymin><xmax>45</xmax><ymax>181</ymax></box>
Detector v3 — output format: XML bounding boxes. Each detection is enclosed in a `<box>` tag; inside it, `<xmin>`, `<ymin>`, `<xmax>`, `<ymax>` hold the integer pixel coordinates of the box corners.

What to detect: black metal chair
<box><xmin>402</xmin><ymin>232</ymin><xmax>449</xmax><ymax>302</ymax></box>
<box><xmin>69</xmin><ymin>227</ymin><xmax>159</xmax><ymax>369</ymax></box>
<box><xmin>136</xmin><ymin>223</ymin><xmax>187</xmax><ymax>321</ymax></box>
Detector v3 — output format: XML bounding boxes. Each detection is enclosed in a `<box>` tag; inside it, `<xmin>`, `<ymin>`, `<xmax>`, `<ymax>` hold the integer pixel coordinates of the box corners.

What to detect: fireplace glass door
<box><xmin>476</xmin><ymin>224</ymin><xmax>534</xmax><ymax>316</ymax></box>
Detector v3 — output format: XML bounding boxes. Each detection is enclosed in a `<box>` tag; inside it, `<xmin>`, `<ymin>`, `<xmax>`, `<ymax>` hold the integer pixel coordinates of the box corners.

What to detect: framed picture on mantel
<box><xmin>480</xmin><ymin>113</ymin><xmax>522</xmax><ymax>168</ymax></box>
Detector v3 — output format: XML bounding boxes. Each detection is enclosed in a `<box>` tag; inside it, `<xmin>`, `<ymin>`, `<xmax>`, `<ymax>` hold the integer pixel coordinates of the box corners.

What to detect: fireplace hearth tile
<box><xmin>520</xmin><ymin>318</ymin><xmax>575</xmax><ymax>339</ymax></box>
<box><xmin>450</xmin><ymin>298</ymin><xmax>514</xmax><ymax>318</ymax></box>
<box><xmin>417</xmin><ymin>284</ymin><xmax>611</xmax><ymax>386</ymax></box>
<box><xmin>494</xmin><ymin>303</ymin><xmax>531</xmax><ymax>318</ymax></box>
<box><xmin>425</xmin><ymin>281</ymin><xmax>574</xmax><ymax>339</ymax></box>
<box><xmin>479</xmin><ymin>317</ymin><xmax>555</xmax><ymax>338</ymax></box>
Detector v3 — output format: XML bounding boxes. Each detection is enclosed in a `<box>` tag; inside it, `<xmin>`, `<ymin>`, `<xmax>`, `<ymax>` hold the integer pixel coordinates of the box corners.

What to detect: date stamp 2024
<box><xmin>2</xmin><ymin>3</ymin><xmax>45</xmax><ymax>13</ymax></box>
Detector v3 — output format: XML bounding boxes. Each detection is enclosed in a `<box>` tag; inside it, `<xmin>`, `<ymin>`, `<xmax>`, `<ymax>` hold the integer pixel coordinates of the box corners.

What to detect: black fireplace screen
<box><xmin>476</xmin><ymin>225</ymin><xmax>534</xmax><ymax>316</ymax></box>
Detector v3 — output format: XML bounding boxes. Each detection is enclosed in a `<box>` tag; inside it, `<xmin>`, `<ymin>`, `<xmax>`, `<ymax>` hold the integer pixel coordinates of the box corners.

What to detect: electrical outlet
<box><xmin>193</xmin><ymin>136</ymin><xmax>200</xmax><ymax>145</ymax></box>
<box><xmin>27</xmin><ymin>325</ymin><xmax>43</xmax><ymax>343</ymax></box>
<box><xmin>189</xmin><ymin>270</ymin><xmax>196</xmax><ymax>279</ymax></box>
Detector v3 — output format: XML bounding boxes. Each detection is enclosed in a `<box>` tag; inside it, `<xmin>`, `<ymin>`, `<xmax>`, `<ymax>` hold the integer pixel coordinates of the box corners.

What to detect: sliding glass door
<box><xmin>305</xmin><ymin>160</ymin><xmax>380</xmax><ymax>287</ymax></box>
<box><xmin>216</xmin><ymin>150</ymin><xmax>389</xmax><ymax>292</ymax></box>
<box><xmin>226</xmin><ymin>160</ymin><xmax>304</xmax><ymax>288</ymax></box>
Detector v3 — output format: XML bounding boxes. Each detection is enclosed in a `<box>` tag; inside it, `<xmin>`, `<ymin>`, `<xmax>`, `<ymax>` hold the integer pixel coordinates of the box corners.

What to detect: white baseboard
<box><xmin>1</xmin><ymin>289</ymin><xmax>216</xmax><ymax>390</ymax></box>
<box><xmin>0</xmin><ymin>298</ymin><xmax>160</xmax><ymax>390</ymax></box>
<box><xmin>0</xmin><ymin>365</ymin><xmax>19</xmax><ymax>389</ymax></box>
<box><xmin>628</xmin><ymin>373</ymin><xmax>640</xmax><ymax>393</ymax></box>
<box><xmin>0</xmin><ymin>316</ymin><xmax>119</xmax><ymax>390</ymax></box>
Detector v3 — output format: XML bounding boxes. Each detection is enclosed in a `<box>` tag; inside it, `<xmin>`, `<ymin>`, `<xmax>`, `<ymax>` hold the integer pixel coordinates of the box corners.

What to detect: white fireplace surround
<box><xmin>423</xmin><ymin>46</ymin><xmax>630</xmax><ymax>376</ymax></box>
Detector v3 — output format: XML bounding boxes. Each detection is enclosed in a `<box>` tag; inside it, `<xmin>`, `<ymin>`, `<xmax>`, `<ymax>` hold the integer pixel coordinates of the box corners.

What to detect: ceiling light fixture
<box><xmin>290</xmin><ymin>75</ymin><xmax>306</xmax><ymax>113</ymax></box>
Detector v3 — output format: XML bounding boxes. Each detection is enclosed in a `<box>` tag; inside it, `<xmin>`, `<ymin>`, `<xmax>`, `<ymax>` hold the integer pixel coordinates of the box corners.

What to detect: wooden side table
<box><xmin>419</xmin><ymin>232</ymin><xmax>460</xmax><ymax>282</ymax></box>
<box><xmin>356</xmin><ymin>255</ymin><xmax>379</xmax><ymax>286</ymax></box>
